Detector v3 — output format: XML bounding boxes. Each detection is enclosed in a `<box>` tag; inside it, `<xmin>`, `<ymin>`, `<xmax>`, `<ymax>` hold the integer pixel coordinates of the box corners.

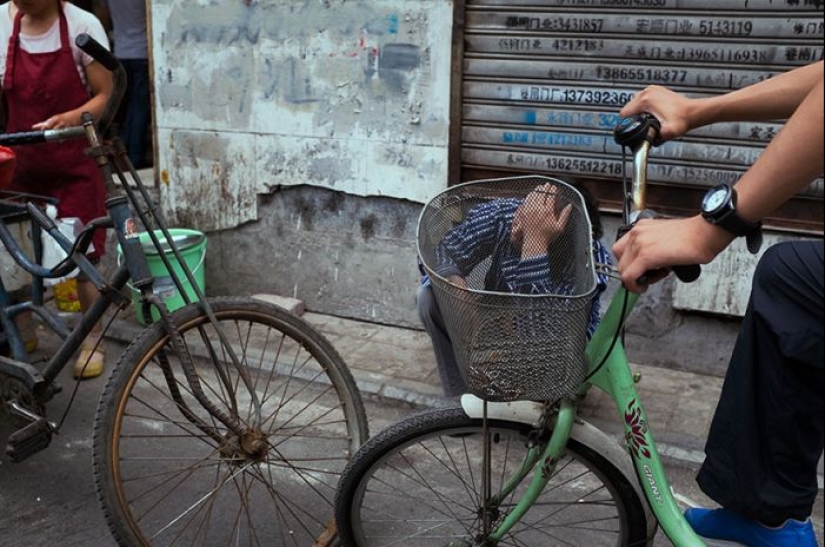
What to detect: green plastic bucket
<box><xmin>118</xmin><ymin>228</ymin><xmax>207</xmax><ymax>325</ymax></box>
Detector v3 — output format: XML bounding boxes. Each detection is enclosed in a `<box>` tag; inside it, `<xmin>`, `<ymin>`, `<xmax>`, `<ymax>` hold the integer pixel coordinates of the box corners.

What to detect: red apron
<box><xmin>4</xmin><ymin>4</ymin><xmax>107</xmax><ymax>258</ymax></box>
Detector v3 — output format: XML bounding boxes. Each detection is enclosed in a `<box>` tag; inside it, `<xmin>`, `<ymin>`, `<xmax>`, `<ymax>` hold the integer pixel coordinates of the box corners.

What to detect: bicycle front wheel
<box><xmin>335</xmin><ymin>406</ymin><xmax>649</xmax><ymax>547</ymax></box>
<box><xmin>94</xmin><ymin>297</ymin><xmax>369</xmax><ymax>547</ymax></box>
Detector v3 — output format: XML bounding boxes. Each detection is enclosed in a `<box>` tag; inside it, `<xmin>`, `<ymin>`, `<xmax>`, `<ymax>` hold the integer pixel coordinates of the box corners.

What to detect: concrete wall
<box><xmin>151</xmin><ymin>0</ymin><xmax>454</xmax><ymax>231</ymax></box>
<box><xmin>205</xmin><ymin>185</ymin><xmax>422</xmax><ymax>326</ymax></box>
<box><xmin>149</xmin><ymin>1</ymin><xmax>813</xmax><ymax>378</ymax></box>
<box><xmin>204</xmin><ymin>183</ymin><xmax>808</xmax><ymax>378</ymax></box>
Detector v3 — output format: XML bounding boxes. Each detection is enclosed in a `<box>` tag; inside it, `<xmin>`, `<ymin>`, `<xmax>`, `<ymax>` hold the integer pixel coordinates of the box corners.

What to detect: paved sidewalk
<box><xmin>99</xmin><ymin>295</ymin><xmax>823</xmax><ymax>541</ymax></box>
<box><xmin>293</xmin><ymin>309</ymin><xmax>720</xmax><ymax>464</ymax></box>
<box><xmin>105</xmin><ymin>296</ymin><xmax>720</xmax><ymax>463</ymax></box>
<box><xmin>104</xmin><ymin>295</ymin><xmax>825</xmax><ymax>478</ymax></box>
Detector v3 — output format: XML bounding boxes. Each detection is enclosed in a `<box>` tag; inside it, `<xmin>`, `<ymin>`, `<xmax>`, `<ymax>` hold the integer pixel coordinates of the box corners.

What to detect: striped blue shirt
<box><xmin>420</xmin><ymin>198</ymin><xmax>612</xmax><ymax>336</ymax></box>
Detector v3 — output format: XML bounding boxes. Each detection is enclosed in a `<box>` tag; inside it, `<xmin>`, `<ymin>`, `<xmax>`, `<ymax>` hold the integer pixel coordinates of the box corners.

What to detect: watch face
<box><xmin>703</xmin><ymin>186</ymin><xmax>730</xmax><ymax>214</ymax></box>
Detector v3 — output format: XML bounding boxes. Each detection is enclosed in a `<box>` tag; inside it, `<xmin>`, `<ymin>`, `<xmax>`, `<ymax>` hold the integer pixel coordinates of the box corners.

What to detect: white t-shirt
<box><xmin>0</xmin><ymin>1</ymin><xmax>110</xmax><ymax>88</ymax></box>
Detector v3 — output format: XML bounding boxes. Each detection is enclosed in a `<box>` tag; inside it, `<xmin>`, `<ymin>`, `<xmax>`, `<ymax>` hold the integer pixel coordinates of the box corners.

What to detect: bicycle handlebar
<box><xmin>613</xmin><ymin>113</ymin><xmax>702</xmax><ymax>285</ymax></box>
<box><xmin>75</xmin><ymin>33</ymin><xmax>119</xmax><ymax>71</ymax></box>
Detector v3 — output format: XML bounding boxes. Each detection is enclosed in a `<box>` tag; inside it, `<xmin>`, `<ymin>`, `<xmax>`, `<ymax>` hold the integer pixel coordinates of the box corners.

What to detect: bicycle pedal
<box><xmin>5</xmin><ymin>419</ymin><xmax>53</xmax><ymax>463</ymax></box>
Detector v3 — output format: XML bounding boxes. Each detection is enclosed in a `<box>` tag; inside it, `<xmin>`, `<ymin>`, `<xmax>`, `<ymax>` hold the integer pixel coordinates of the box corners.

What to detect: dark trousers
<box><xmin>697</xmin><ymin>240</ymin><xmax>824</xmax><ymax>524</ymax></box>
<box><xmin>417</xmin><ymin>283</ymin><xmax>468</xmax><ymax>398</ymax></box>
<box><xmin>118</xmin><ymin>58</ymin><xmax>152</xmax><ymax>169</ymax></box>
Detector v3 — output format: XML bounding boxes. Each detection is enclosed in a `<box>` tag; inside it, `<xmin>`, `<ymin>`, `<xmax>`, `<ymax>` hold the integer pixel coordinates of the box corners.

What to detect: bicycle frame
<box><xmin>585</xmin><ymin>288</ymin><xmax>706</xmax><ymax>546</ymax></box>
<box><xmin>469</xmin><ymin>286</ymin><xmax>704</xmax><ymax>546</ymax></box>
<box><xmin>473</xmin><ymin>114</ymin><xmax>709</xmax><ymax>546</ymax></box>
<box><xmin>0</xmin><ymin>204</ymin><xmax>133</xmax><ymax>385</ymax></box>
<box><xmin>0</xmin><ymin>35</ymin><xmax>263</xmax><ymax>449</ymax></box>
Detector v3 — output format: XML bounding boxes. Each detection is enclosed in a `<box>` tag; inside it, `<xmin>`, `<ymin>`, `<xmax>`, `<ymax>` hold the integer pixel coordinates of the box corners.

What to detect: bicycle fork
<box><xmin>485</xmin><ymin>401</ymin><xmax>577</xmax><ymax>545</ymax></box>
<box><xmin>586</xmin><ymin>289</ymin><xmax>707</xmax><ymax>547</ymax></box>
<box><xmin>107</xmin><ymin>197</ymin><xmax>260</xmax><ymax>448</ymax></box>
<box><xmin>456</xmin><ymin>397</ymin><xmax>574</xmax><ymax>547</ymax></box>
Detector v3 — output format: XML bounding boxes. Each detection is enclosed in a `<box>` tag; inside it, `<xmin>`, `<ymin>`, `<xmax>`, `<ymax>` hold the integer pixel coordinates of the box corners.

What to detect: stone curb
<box><xmin>103</xmin><ymin>314</ymin><xmax>707</xmax><ymax>467</ymax></box>
<box><xmin>101</xmin><ymin>307</ymin><xmax>822</xmax><ymax>485</ymax></box>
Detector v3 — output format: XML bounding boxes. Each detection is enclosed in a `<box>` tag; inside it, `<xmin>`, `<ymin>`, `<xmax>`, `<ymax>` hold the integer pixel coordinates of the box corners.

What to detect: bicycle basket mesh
<box><xmin>418</xmin><ymin>176</ymin><xmax>598</xmax><ymax>402</ymax></box>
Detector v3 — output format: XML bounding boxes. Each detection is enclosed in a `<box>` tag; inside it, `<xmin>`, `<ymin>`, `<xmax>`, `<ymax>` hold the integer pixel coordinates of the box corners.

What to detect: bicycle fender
<box><xmin>460</xmin><ymin>394</ymin><xmax>657</xmax><ymax>544</ymax></box>
<box><xmin>460</xmin><ymin>394</ymin><xmax>545</xmax><ymax>427</ymax></box>
<box><xmin>570</xmin><ymin>418</ymin><xmax>657</xmax><ymax>543</ymax></box>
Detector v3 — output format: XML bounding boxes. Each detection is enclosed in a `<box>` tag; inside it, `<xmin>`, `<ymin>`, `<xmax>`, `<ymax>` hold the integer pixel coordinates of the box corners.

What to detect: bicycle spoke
<box><xmin>339</xmin><ymin>410</ymin><xmax>634</xmax><ymax>546</ymax></box>
<box><xmin>150</xmin><ymin>462</ymin><xmax>255</xmax><ymax>540</ymax></box>
<box><xmin>361</xmin><ymin>470</ymin><xmax>476</xmax><ymax>524</ymax></box>
<box><xmin>133</xmin><ymin>450</ymin><xmax>225</xmax><ymax>523</ymax></box>
<box><xmin>135</xmin><ymin>365</ymin><xmax>227</xmax><ymax>438</ymax></box>
<box><xmin>166</xmin><ymin>461</ymin><xmax>226</xmax><ymax>546</ymax></box>
<box><xmin>97</xmin><ymin>300</ymin><xmax>366</xmax><ymax>546</ymax></box>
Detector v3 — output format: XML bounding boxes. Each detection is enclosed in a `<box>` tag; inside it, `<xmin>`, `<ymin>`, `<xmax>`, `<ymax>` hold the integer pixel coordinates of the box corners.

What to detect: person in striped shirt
<box><xmin>417</xmin><ymin>179</ymin><xmax>612</xmax><ymax>398</ymax></box>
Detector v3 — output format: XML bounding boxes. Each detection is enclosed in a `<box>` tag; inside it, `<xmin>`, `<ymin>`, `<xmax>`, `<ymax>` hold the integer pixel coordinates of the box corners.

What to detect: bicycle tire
<box><xmin>93</xmin><ymin>297</ymin><xmax>369</xmax><ymax>547</ymax></box>
<box><xmin>335</xmin><ymin>406</ymin><xmax>649</xmax><ymax>547</ymax></box>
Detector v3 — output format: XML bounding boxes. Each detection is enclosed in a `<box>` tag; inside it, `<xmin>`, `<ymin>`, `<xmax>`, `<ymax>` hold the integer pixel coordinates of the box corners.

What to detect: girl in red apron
<box><xmin>3</xmin><ymin>0</ymin><xmax>113</xmax><ymax>378</ymax></box>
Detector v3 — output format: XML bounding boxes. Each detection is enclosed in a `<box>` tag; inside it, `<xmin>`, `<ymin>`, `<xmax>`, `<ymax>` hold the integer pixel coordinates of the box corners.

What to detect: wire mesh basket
<box><xmin>418</xmin><ymin>176</ymin><xmax>598</xmax><ymax>402</ymax></box>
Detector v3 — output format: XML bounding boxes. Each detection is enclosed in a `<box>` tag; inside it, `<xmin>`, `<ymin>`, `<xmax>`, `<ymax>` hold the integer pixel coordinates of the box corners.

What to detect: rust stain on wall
<box><xmin>153</xmin><ymin>0</ymin><xmax>453</xmax><ymax>230</ymax></box>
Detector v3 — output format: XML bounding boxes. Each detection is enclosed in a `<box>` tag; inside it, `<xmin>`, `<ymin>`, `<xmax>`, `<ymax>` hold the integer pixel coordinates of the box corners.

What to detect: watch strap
<box><xmin>745</xmin><ymin>225</ymin><xmax>763</xmax><ymax>254</ymax></box>
<box><xmin>713</xmin><ymin>209</ymin><xmax>763</xmax><ymax>254</ymax></box>
<box><xmin>702</xmin><ymin>185</ymin><xmax>764</xmax><ymax>254</ymax></box>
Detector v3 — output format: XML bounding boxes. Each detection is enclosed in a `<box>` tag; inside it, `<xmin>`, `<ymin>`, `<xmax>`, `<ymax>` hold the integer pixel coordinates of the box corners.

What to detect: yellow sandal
<box><xmin>74</xmin><ymin>338</ymin><xmax>106</xmax><ymax>379</ymax></box>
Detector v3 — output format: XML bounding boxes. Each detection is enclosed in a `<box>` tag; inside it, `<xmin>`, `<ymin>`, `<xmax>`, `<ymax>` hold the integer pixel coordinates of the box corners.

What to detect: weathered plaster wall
<box><xmin>151</xmin><ymin>0</ymin><xmax>454</xmax><ymax>231</ymax></box>
<box><xmin>204</xmin><ymin>184</ymin><xmax>748</xmax><ymax>378</ymax></box>
<box><xmin>148</xmin><ymin>0</ymin><xmax>785</xmax><ymax>377</ymax></box>
<box><xmin>205</xmin><ymin>185</ymin><xmax>422</xmax><ymax>326</ymax></box>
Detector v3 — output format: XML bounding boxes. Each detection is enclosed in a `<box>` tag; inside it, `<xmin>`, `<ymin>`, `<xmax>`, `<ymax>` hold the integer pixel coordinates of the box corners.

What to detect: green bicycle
<box><xmin>334</xmin><ymin>114</ymin><xmax>711</xmax><ymax>546</ymax></box>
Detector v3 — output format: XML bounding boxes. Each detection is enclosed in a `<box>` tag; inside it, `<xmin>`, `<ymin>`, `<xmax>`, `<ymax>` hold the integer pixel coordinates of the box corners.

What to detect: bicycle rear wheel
<box><xmin>335</xmin><ymin>406</ymin><xmax>649</xmax><ymax>546</ymax></box>
<box><xmin>94</xmin><ymin>297</ymin><xmax>368</xmax><ymax>547</ymax></box>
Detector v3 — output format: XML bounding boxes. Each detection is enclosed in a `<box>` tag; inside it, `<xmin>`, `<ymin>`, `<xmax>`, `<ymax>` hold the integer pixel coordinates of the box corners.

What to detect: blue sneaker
<box><xmin>685</xmin><ymin>507</ymin><xmax>819</xmax><ymax>547</ymax></box>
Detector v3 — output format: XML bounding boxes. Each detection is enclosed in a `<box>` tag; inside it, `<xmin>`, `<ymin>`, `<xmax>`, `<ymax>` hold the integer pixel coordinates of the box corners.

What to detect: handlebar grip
<box><xmin>76</xmin><ymin>34</ymin><xmax>126</xmax><ymax>135</ymax></box>
<box><xmin>673</xmin><ymin>264</ymin><xmax>701</xmax><ymax>283</ymax></box>
<box><xmin>75</xmin><ymin>33</ymin><xmax>118</xmax><ymax>71</ymax></box>
<box><xmin>613</xmin><ymin>113</ymin><xmax>661</xmax><ymax>149</ymax></box>
<box><xmin>636</xmin><ymin>264</ymin><xmax>701</xmax><ymax>287</ymax></box>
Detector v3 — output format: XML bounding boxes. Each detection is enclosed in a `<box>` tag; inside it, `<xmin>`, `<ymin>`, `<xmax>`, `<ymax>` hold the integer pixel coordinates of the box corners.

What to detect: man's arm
<box><xmin>621</xmin><ymin>61</ymin><xmax>823</xmax><ymax>141</ymax></box>
<box><xmin>433</xmin><ymin>201</ymin><xmax>508</xmax><ymax>280</ymax></box>
<box><xmin>506</xmin><ymin>183</ymin><xmax>573</xmax><ymax>294</ymax></box>
<box><xmin>688</xmin><ymin>61</ymin><xmax>823</xmax><ymax>127</ymax></box>
<box><xmin>734</xmin><ymin>75</ymin><xmax>824</xmax><ymax>223</ymax></box>
<box><xmin>614</xmin><ymin>69</ymin><xmax>824</xmax><ymax>293</ymax></box>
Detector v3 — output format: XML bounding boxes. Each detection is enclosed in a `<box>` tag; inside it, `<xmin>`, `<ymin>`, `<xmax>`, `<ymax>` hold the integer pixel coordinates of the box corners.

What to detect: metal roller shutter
<box><xmin>456</xmin><ymin>0</ymin><xmax>824</xmax><ymax>233</ymax></box>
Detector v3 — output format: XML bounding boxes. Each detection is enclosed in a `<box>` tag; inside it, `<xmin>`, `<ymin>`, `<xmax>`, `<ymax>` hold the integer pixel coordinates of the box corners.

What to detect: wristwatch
<box><xmin>701</xmin><ymin>184</ymin><xmax>763</xmax><ymax>254</ymax></box>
